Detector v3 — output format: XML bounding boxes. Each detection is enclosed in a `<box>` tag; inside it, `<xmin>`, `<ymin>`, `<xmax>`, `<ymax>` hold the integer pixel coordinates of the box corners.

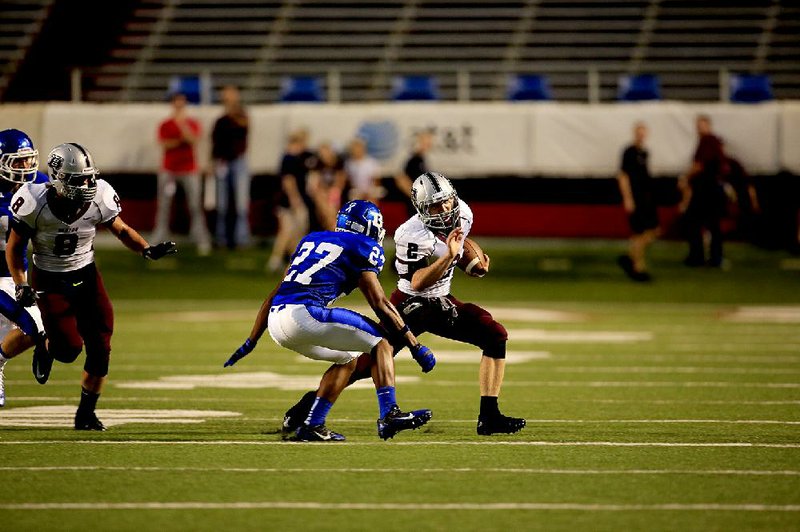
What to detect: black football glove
<box><xmin>143</xmin><ymin>241</ymin><xmax>177</xmax><ymax>260</ymax></box>
<box><xmin>224</xmin><ymin>338</ymin><xmax>257</xmax><ymax>367</ymax></box>
<box><xmin>15</xmin><ymin>283</ymin><xmax>38</xmax><ymax>307</ymax></box>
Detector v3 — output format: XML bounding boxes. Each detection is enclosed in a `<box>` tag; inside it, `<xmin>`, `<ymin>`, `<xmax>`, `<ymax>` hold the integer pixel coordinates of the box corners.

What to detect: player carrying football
<box><xmin>6</xmin><ymin>142</ymin><xmax>176</xmax><ymax>430</ymax></box>
<box><xmin>224</xmin><ymin>199</ymin><xmax>435</xmax><ymax>442</ymax></box>
<box><xmin>281</xmin><ymin>172</ymin><xmax>526</xmax><ymax>436</ymax></box>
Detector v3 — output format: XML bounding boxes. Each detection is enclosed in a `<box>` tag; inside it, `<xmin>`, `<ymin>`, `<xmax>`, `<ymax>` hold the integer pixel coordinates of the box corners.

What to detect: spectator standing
<box><xmin>154</xmin><ymin>92</ymin><xmax>212</xmax><ymax>255</ymax></box>
<box><xmin>395</xmin><ymin>130</ymin><xmax>433</xmax><ymax>200</ymax></box>
<box><xmin>307</xmin><ymin>142</ymin><xmax>346</xmax><ymax>231</ymax></box>
<box><xmin>616</xmin><ymin>122</ymin><xmax>659</xmax><ymax>282</ymax></box>
<box><xmin>266</xmin><ymin>130</ymin><xmax>315</xmax><ymax>272</ymax></box>
<box><xmin>211</xmin><ymin>85</ymin><xmax>250</xmax><ymax>249</ymax></box>
<box><xmin>679</xmin><ymin>115</ymin><xmax>728</xmax><ymax>268</ymax></box>
<box><xmin>345</xmin><ymin>137</ymin><xmax>382</xmax><ymax>203</ymax></box>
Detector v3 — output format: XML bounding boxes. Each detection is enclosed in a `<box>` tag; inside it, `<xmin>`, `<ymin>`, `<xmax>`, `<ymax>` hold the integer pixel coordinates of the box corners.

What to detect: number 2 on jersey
<box><xmin>283</xmin><ymin>242</ymin><xmax>344</xmax><ymax>285</ymax></box>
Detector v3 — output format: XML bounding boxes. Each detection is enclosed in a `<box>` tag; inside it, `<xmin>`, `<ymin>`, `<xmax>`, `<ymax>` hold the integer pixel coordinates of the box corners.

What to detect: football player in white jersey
<box><xmin>6</xmin><ymin>143</ymin><xmax>176</xmax><ymax>430</ymax></box>
<box><xmin>281</xmin><ymin>172</ymin><xmax>525</xmax><ymax>436</ymax></box>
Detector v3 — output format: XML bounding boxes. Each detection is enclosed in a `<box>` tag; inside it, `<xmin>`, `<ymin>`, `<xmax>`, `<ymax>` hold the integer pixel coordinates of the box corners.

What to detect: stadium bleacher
<box><xmin>2</xmin><ymin>0</ymin><xmax>797</xmax><ymax>103</ymax></box>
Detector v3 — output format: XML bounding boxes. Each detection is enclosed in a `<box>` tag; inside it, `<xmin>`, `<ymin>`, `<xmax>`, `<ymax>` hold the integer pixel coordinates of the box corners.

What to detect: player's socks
<box><xmin>305</xmin><ymin>396</ymin><xmax>333</xmax><ymax>427</ymax></box>
<box><xmin>78</xmin><ymin>387</ymin><xmax>100</xmax><ymax>414</ymax></box>
<box><xmin>479</xmin><ymin>396</ymin><xmax>501</xmax><ymax>418</ymax></box>
<box><xmin>376</xmin><ymin>385</ymin><xmax>397</xmax><ymax>418</ymax></box>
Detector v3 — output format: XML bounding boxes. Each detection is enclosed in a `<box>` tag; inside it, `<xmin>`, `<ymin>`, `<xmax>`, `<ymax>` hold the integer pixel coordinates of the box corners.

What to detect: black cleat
<box><xmin>74</xmin><ymin>411</ymin><xmax>106</xmax><ymax>431</ymax></box>
<box><xmin>295</xmin><ymin>424</ymin><xmax>345</xmax><ymax>442</ymax></box>
<box><xmin>280</xmin><ymin>391</ymin><xmax>316</xmax><ymax>440</ymax></box>
<box><xmin>281</xmin><ymin>413</ymin><xmax>304</xmax><ymax>440</ymax></box>
<box><xmin>32</xmin><ymin>337</ymin><xmax>53</xmax><ymax>385</ymax></box>
<box><xmin>477</xmin><ymin>414</ymin><xmax>526</xmax><ymax>436</ymax></box>
<box><xmin>377</xmin><ymin>406</ymin><xmax>432</xmax><ymax>440</ymax></box>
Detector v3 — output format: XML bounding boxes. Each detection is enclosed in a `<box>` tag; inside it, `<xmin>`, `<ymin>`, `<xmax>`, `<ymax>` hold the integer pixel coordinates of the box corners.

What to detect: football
<box><xmin>457</xmin><ymin>238</ymin><xmax>489</xmax><ymax>277</ymax></box>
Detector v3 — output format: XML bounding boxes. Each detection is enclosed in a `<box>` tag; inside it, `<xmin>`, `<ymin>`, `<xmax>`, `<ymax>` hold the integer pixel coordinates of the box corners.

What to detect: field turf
<box><xmin>1</xmin><ymin>238</ymin><xmax>799</xmax><ymax>531</ymax></box>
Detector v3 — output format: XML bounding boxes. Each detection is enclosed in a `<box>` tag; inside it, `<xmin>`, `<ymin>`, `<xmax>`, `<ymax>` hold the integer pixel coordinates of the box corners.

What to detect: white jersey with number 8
<box><xmin>10</xmin><ymin>181</ymin><xmax>121</xmax><ymax>273</ymax></box>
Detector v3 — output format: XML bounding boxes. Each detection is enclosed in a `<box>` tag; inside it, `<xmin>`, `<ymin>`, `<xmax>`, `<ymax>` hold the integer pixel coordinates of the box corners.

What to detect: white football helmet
<box><xmin>410</xmin><ymin>172</ymin><xmax>460</xmax><ymax>232</ymax></box>
<box><xmin>47</xmin><ymin>143</ymin><xmax>99</xmax><ymax>202</ymax></box>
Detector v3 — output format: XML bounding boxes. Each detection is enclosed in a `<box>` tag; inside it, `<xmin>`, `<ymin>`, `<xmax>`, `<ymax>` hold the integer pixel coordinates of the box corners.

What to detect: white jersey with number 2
<box><xmin>10</xmin><ymin>181</ymin><xmax>121</xmax><ymax>273</ymax></box>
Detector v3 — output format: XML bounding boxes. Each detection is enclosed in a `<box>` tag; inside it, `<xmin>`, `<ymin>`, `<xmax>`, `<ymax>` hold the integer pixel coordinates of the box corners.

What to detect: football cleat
<box><xmin>32</xmin><ymin>338</ymin><xmax>53</xmax><ymax>385</ymax></box>
<box><xmin>74</xmin><ymin>410</ymin><xmax>106</xmax><ymax>431</ymax></box>
<box><xmin>377</xmin><ymin>406</ymin><xmax>432</xmax><ymax>440</ymax></box>
<box><xmin>0</xmin><ymin>362</ymin><xmax>6</xmax><ymax>407</ymax></box>
<box><xmin>477</xmin><ymin>414</ymin><xmax>526</xmax><ymax>436</ymax></box>
<box><xmin>281</xmin><ymin>413</ymin><xmax>304</xmax><ymax>441</ymax></box>
<box><xmin>295</xmin><ymin>424</ymin><xmax>345</xmax><ymax>442</ymax></box>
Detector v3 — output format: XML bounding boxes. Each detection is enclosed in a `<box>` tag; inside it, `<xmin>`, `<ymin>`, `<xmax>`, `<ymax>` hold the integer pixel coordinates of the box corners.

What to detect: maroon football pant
<box><xmin>31</xmin><ymin>263</ymin><xmax>114</xmax><ymax>377</ymax></box>
<box><xmin>389</xmin><ymin>290</ymin><xmax>507</xmax><ymax>358</ymax></box>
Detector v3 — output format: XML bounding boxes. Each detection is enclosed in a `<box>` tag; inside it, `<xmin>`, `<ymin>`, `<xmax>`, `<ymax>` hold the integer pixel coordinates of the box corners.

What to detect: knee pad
<box><xmin>84</xmin><ymin>349</ymin><xmax>110</xmax><ymax>377</ymax></box>
<box><xmin>51</xmin><ymin>344</ymin><xmax>82</xmax><ymax>364</ymax></box>
<box><xmin>480</xmin><ymin>319</ymin><xmax>508</xmax><ymax>359</ymax></box>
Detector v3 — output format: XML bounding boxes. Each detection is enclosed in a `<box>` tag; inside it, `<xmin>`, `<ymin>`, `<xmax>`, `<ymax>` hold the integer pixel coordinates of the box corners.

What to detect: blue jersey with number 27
<box><xmin>272</xmin><ymin>231</ymin><xmax>385</xmax><ymax>307</ymax></box>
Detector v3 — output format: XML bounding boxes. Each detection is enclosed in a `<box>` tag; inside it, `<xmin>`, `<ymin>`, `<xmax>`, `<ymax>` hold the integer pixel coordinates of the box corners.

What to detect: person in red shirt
<box><xmin>678</xmin><ymin>115</ymin><xmax>729</xmax><ymax>268</ymax></box>
<box><xmin>155</xmin><ymin>92</ymin><xmax>212</xmax><ymax>255</ymax></box>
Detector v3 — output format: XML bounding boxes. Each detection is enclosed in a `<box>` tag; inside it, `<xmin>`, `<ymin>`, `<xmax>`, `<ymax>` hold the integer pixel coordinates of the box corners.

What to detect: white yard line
<box><xmin>1</xmin><ymin>466</ymin><xmax>798</xmax><ymax>476</ymax></box>
<box><xmin>435</xmin><ymin>380</ymin><xmax>800</xmax><ymax>388</ymax></box>
<box><xmin>0</xmin><ymin>502</ymin><xmax>797</xmax><ymax>512</ymax></box>
<box><xmin>1</xmin><ymin>441</ymin><xmax>799</xmax><ymax>448</ymax></box>
<box><xmin>553</xmin><ymin>367</ymin><xmax>800</xmax><ymax>375</ymax></box>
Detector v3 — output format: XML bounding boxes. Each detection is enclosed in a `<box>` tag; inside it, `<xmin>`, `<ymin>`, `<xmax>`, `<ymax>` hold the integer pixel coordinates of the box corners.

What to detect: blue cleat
<box><xmin>377</xmin><ymin>405</ymin><xmax>432</xmax><ymax>440</ymax></box>
<box><xmin>295</xmin><ymin>424</ymin><xmax>346</xmax><ymax>442</ymax></box>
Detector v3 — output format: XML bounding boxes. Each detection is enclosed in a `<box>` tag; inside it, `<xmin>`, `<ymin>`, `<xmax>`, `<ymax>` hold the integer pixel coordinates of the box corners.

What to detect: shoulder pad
<box><xmin>96</xmin><ymin>180</ymin><xmax>122</xmax><ymax>222</ymax></box>
<box><xmin>11</xmin><ymin>183</ymin><xmax>44</xmax><ymax>219</ymax></box>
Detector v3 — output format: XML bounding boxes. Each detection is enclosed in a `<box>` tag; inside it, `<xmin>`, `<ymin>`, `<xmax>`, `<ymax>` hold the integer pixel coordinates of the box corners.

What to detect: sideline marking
<box><xmin>1</xmin><ymin>441</ymin><xmax>799</xmax><ymax>448</ymax></box>
<box><xmin>115</xmin><ymin>372</ymin><xmax>419</xmax><ymax>391</ymax></box>
<box><xmin>2</xmin><ymin>466</ymin><xmax>799</xmax><ymax>476</ymax></box>
<box><xmin>0</xmin><ymin>502</ymin><xmax>797</xmax><ymax>512</ymax></box>
<box><xmin>0</xmin><ymin>406</ymin><xmax>240</xmax><ymax>428</ymax></box>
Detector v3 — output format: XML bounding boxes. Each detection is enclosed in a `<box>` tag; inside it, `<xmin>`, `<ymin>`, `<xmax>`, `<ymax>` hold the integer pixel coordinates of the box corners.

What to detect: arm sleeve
<box><xmin>356</xmin><ymin>239</ymin><xmax>385</xmax><ymax>274</ymax></box>
<box><xmin>97</xmin><ymin>181</ymin><xmax>122</xmax><ymax>223</ymax></box>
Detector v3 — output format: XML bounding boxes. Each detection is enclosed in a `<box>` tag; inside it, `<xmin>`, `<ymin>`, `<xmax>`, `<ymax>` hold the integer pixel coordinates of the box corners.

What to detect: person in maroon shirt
<box><xmin>678</xmin><ymin>115</ymin><xmax>729</xmax><ymax>267</ymax></box>
<box><xmin>154</xmin><ymin>92</ymin><xmax>212</xmax><ymax>255</ymax></box>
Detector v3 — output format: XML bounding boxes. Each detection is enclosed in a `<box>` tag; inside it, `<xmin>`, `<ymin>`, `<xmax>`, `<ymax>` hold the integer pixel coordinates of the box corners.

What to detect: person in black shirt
<box><xmin>616</xmin><ymin>122</ymin><xmax>659</xmax><ymax>282</ymax></box>
<box><xmin>211</xmin><ymin>85</ymin><xmax>250</xmax><ymax>249</ymax></box>
<box><xmin>394</xmin><ymin>130</ymin><xmax>433</xmax><ymax>215</ymax></box>
<box><xmin>267</xmin><ymin>130</ymin><xmax>315</xmax><ymax>272</ymax></box>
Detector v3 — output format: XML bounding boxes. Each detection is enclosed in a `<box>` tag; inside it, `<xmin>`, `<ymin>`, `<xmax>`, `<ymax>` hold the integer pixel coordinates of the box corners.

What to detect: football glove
<box><xmin>410</xmin><ymin>344</ymin><xmax>436</xmax><ymax>373</ymax></box>
<box><xmin>15</xmin><ymin>283</ymin><xmax>37</xmax><ymax>307</ymax></box>
<box><xmin>143</xmin><ymin>241</ymin><xmax>177</xmax><ymax>260</ymax></box>
<box><xmin>224</xmin><ymin>338</ymin><xmax>256</xmax><ymax>367</ymax></box>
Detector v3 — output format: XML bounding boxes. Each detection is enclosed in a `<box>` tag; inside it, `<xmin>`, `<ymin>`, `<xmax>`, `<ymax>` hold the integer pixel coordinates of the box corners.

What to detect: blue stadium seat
<box><xmin>730</xmin><ymin>73</ymin><xmax>774</xmax><ymax>103</ymax></box>
<box><xmin>391</xmin><ymin>76</ymin><xmax>439</xmax><ymax>101</ymax></box>
<box><xmin>279</xmin><ymin>76</ymin><xmax>325</xmax><ymax>103</ymax></box>
<box><xmin>507</xmin><ymin>74</ymin><xmax>552</xmax><ymax>101</ymax></box>
<box><xmin>617</xmin><ymin>74</ymin><xmax>661</xmax><ymax>102</ymax></box>
<box><xmin>167</xmin><ymin>75</ymin><xmax>205</xmax><ymax>103</ymax></box>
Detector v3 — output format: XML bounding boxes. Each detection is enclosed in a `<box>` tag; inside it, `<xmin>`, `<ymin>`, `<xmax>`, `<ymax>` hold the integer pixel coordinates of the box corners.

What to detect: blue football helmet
<box><xmin>335</xmin><ymin>200</ymin><xmax>386</xmax><ymax>245</ymax></box>
<box><xmin>0</xmin><ymin>129</ymin><xmax>39</xmax><ymax>184</ymax></box>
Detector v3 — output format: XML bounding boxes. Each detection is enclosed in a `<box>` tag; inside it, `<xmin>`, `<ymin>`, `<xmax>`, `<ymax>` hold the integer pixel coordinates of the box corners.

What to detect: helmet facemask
<box><xmin>54</xmin><ymin>170</ymin><xmax>98</xmax><ymax>202</ymax></box>
<box><xmin>0</xmin><ymin>147</ymin><xmax>38</xmax><ymax>184</ymax></box>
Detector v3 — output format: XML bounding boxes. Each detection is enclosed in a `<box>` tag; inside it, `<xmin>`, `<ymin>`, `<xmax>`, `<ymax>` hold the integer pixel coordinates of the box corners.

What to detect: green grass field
<box><xmin>1</xmin><ymin>238</ymin><xmax>799</xmax><ymax>531</ymax></box>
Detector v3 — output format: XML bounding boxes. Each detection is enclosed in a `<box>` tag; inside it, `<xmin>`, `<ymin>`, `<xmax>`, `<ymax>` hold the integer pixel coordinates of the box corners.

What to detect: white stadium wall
<box><xmin>2</xmin><ymin>101</ymin><xmax>797</xmax><ymax>177</ymax></box>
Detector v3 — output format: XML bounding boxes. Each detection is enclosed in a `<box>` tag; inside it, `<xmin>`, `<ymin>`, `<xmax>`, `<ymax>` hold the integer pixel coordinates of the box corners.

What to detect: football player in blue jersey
<box><xmin>0</xmin><ymin>129</ymin><xmax>49</xmax><ymax>407</ymax></box>
<box><xmin>224</xmin><ymin>200</ymin><xmax>435</xmax><ymax>441</ymax></box>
